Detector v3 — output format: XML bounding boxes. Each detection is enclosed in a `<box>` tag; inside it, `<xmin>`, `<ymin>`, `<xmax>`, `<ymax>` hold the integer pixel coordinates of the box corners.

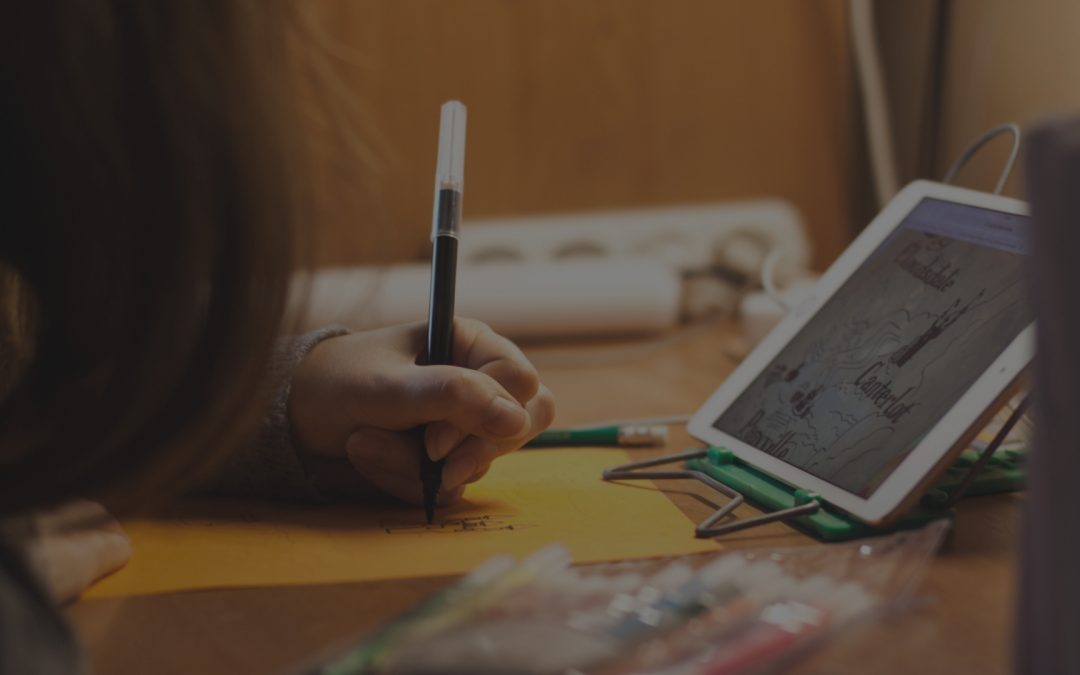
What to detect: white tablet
<box><xmin>688</xmin><ymin>181</ymin><xmax>1033</xmax><ymax>525</ymax></box>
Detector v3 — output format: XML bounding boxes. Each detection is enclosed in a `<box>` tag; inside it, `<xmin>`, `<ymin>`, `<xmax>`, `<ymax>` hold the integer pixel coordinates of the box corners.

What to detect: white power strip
<box><xmin>462</xmin><ymin>199</ymin><xmax>810</xmax><ymax>278</ymax></box>
<box><xmin>293</xmin><ymin>199</ymin><xmax>812</xmax><ymax>340</ymax></box>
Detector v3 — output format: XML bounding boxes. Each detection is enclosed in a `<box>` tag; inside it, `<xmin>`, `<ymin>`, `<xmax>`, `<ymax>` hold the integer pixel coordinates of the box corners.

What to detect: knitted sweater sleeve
<box><xmin>204</xmin><ymin>325</ymin><xmax>349</xmax><ymax>501</ymax></box>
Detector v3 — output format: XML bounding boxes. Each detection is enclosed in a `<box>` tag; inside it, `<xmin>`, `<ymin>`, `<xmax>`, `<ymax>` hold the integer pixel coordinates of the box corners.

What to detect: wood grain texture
<box><xmin>937</xmin><ymin>0</ymin><xmax>1080</xmax><ymax>197</ymax></box>
<box><xmin>296</xmin><ymin>1</ymin><xmax>857</xmax><ymax>269</ymax></box>
<box><xmin>68</xmin><ymin>320</ymin><xmax>1019</xmax><ymax>675</ymax></box>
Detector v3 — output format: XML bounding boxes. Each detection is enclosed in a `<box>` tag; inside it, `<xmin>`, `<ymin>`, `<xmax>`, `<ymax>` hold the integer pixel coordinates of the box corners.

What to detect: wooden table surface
<box><xmin>68</xmin><ymin>320</ymin><xmax>1020</xmax><ymax>674</ymax></box>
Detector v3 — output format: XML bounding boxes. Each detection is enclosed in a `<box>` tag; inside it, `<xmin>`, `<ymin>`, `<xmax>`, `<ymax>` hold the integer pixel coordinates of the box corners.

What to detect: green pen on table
<box><xmin>524</xmin><ymin>424</ymin><xmax>668</xmax><ymax>448</ymax></box>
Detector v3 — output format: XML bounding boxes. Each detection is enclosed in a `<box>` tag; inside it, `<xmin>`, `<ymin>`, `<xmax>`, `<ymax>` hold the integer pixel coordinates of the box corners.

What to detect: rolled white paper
<box><xmin>291</xmin><ymin>258</ymin><xmax>682</xmax><ymax>340</ymax></box>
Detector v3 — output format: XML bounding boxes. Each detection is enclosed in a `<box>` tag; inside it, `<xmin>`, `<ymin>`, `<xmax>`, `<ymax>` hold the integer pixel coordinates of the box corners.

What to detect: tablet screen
<box><xmin>713</xmin><ymin>198</ymin><xmax>1030</xmax><ymax>497</ymax></box>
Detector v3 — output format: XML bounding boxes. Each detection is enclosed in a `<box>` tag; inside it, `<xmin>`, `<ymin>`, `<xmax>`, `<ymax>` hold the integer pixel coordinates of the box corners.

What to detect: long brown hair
<box><xmin>0</xmin><ymin>2</ymin><xmax>315</xmax><ymax>512</ymax></box>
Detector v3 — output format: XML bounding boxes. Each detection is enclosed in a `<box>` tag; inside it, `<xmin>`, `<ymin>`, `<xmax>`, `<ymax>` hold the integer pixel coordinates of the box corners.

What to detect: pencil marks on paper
<box><xmin>380</xmin><ymin>514</ymin><xmax>535</xmax><ymax>535</ymax></box>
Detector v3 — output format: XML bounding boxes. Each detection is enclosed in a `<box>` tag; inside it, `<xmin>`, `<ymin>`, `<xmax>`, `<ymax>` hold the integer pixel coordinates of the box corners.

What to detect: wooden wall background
<box><xmin>938</xmin><ymin>0</ymin><xmax>1080</xmax><ymax>197</ymax></box>
<box><xmin>297</xmin><ymin>1</ymin><xmax>857</xmax><ymax>270</ymax></box>
<box><xmin>875</xmin><ymin>0</ymin><xmax>1080</xmax><ymax>201</ymax></box>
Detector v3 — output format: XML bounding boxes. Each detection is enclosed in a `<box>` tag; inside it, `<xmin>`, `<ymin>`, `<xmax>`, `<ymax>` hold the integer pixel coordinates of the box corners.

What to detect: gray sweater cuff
<box><xmin>207</xmin><ymin>325</ymin><xmax>350</xmax><ymax>501</ymax></box>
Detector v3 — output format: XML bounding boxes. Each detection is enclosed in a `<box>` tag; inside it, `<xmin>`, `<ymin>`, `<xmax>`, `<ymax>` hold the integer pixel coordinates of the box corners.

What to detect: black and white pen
<box><xmin>421</xmin><ymin>100</ymin><xmax>466</xmax><ymax>523</ymax></box>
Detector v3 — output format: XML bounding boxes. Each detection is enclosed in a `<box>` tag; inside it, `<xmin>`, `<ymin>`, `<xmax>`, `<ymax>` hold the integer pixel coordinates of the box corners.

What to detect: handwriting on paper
<box><xmin>380</xmin><ymin>514</ymin><xmax>534</xmax><ymax>535</ymax></box>
<box><xmin>86</xmin><ymin>449</ymin><xmax>720</xmax><ymax>598</ymax></box>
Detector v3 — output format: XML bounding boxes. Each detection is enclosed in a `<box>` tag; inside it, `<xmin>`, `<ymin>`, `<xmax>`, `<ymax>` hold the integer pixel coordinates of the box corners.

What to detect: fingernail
<box><xmin>438</xmin><ymin>485</ymin><xmax>467</xmax><ymax>506</ymax></box>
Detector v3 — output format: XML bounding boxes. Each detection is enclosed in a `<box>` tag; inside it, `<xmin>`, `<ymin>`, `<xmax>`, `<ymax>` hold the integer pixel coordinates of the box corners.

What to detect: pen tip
<box><xmin>425</xmin><ymin>504</ymin><xmax>435</xmax><ymax>525</ymax></box>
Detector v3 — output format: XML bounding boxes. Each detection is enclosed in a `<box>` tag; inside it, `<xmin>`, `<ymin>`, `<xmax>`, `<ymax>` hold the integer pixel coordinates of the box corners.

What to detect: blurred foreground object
<box><xmin>1017</xmin><ymin>116</ymin><xmax>1080</xmax><ymax>674</ymax></box>
<box><xmin>303</xmin><ymin>522</ymin><xmax>947</xmax><ymax>675</ymax></box>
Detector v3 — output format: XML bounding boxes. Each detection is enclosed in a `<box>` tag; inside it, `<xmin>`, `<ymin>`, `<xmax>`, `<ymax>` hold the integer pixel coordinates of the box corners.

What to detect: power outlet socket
<box><xmin>461</xmin><ymin>199</ymin><xmax>809</xmax><ymax>278</ymax></box>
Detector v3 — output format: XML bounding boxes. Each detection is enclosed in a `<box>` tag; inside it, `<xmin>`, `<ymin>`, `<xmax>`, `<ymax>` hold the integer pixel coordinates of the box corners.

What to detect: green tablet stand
<box><xmin>602</xmin><ymin>398</ymin><xmax>1028</xmax><ymax>542</ymax></box>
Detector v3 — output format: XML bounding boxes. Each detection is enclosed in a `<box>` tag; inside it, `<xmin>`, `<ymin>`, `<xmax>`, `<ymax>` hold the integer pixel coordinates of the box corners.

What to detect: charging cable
<box><xmin>942</xmin><ymin>123</ymin><xmax>1022</xmax><ymax>195</ymax></box>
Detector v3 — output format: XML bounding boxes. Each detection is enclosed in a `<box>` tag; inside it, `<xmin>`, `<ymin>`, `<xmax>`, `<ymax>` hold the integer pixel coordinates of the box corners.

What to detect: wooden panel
<box><xmin>295</xmin><ymin>1</ymin><xmax>857</xmax><ymax>269</ymax></box>
<box><xmin>938</xmin><ymin>0</ymin><xmax>1080</xmax><ymax>197</ymax></box>
<box><xmin>875</xmin><ymin>0</ymin><xmax>942</xmax><ymax>184</ymax></box>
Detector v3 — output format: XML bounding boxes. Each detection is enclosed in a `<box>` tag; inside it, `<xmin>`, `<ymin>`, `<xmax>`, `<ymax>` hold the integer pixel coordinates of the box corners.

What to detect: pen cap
<box><xmin>432</xmin><ymin>100</ymin><xmax>466</xmax><ymax>236</ymax></box>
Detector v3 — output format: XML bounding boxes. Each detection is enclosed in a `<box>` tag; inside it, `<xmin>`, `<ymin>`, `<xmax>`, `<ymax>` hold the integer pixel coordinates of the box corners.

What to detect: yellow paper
<box><xmin>86</xmin><ymin>449</ymin><xmax>718</xmax><ymax>598</ymax></box>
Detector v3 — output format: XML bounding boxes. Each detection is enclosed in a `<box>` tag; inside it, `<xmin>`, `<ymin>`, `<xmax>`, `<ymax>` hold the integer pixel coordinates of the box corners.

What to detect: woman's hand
<box><xmin>20</xmin><ymin>500</ymin><xmax>131</xmax><ymax>605</ymax></box>
<box><xmin>288</xmin><ymin>319</ymin><xmax>555</xmax><ymax>505</ymax></box>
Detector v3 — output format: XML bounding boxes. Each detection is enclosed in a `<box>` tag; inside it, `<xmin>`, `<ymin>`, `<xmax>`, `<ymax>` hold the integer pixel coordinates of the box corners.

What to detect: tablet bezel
<box><xmin>687</xmin><ymin>180</ymin><xmax>1033</xmax><ymax>525</ymax></box>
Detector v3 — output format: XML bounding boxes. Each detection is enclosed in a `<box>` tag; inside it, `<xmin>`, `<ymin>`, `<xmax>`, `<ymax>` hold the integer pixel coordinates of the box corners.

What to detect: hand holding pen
<box><xmin>287</xmin><ymin>320</ymin><xmax>554</xmax><ymax>507</ymax></box>
<box><xmin>282</xmin><ymin>102</ymin><xmax>554</xmax><ymax>514</ymax></box>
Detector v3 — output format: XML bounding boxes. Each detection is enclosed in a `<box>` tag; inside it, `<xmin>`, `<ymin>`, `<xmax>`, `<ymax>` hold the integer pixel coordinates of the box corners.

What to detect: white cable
<box><xmin>850</xmin><ymin>0</ymin><xmax>901</xmax><ymax>206</ymax></box>
<box><xmin>942</xmin><ymin>123</ymin><xmax>1022</xmax><ymax>195</ymax></box>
